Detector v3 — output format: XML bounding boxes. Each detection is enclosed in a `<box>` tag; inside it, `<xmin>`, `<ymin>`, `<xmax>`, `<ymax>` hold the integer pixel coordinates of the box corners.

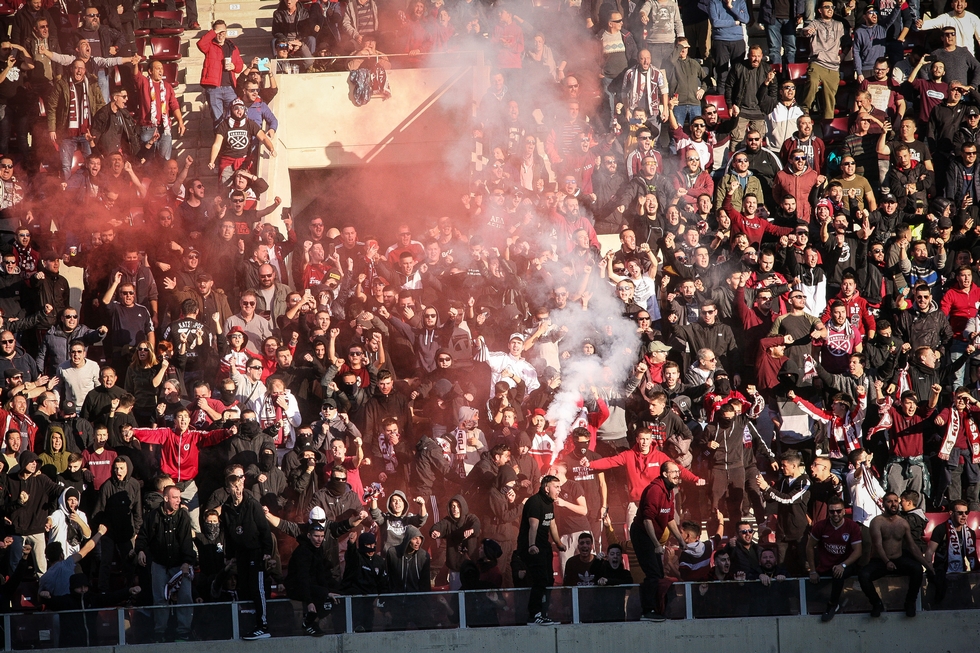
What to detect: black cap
<box><xmin>3</xmin><ymin>368</ymin><xmax>22</xmax><ymax>380</ymax></box>
<box><xmin>881</xmin><ymin>193</ymin><xmax>898</xmax><ymax>204</ymax></box>
<box><xmin>967</xmin><ymin>106</ymin><xmax>980</xmax><ymax>117</ymax></box>
<box><xmin>61</xmin><ymin>400</ymin><xmax>76</xmax><ymax>415</ymax></box>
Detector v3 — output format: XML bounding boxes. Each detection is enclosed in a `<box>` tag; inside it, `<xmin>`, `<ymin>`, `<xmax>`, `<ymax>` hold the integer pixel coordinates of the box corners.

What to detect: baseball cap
<box><xmin>881</xmin><ymin>193</ymin><xmax>898</xmax><ymax>204</ymax></box>
<box><xmin>648</xmin><ymin>341</ymin><xmax>671</xmax><ymax>353</ymax></box>
<box><xmin>967</xmin><ymin>106</ymin><xmax>980</xmax><ymax>117</ymax></box>
<box><xmin>509</xmin><ymin>332</ymin><xmax>525</xmax><ymax>343</ymax></box>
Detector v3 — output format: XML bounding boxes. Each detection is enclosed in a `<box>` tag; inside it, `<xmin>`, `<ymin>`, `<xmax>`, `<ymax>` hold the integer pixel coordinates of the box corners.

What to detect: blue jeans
<box><xmin>60</xmin><ymin>135</ymin><xmax>91</xmax><ymax>179</ymax></box>
<box><xmin>140</xmin><ymin>125</ymin><xmax>173</xmax><ymax>161</ymax></box>
<box><xmin>151</xmin><ymin>562</ymin><xmax>193</xmax><ymax>637</ymax></box>
<box><xmin>601</xmin><ymin>76</ymin><xmax>617</xmax><ymax>126</ymax></box>
<box><xmin>97</xmin><ymin>68</ymin><xmax>110</xmax><ymax>104</ymax></box>
<box><xmin>950</xmin><ymin>339</ymin><xmax>971</xmax><ymax>388</ymax></box>
<box><xmin>206</xmin><ymin>85</ymin><xmax>239</xmax><ymax>126</ymax></box>
<box><xmin>766</xmin><ymin>19</ymin><xmax>797</xmax><ymax>65</ymax></box>
<box><xmin>673</xmin><ymin>104</ymin><xmax>702</xmax><ymax>127</ymax></box>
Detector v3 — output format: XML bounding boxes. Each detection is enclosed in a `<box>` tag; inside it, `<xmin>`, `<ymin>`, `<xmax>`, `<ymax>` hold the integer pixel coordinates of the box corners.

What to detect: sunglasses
<box><xmin>827</xmin><ymin>508</ymin><xmax>845</xmax><ymax>514</ymax></box>
<box><xmin>0</xmin><ymin>164</ymin><xmax>13</xmax><ymax>170</ymax></box>
<box><xmin>242</xmin><ymin>301</ymin><xmax>256</xmax><ymax>306</ymax></box>
<box><xmin>437</xmin><ymin>357</ymin><xmax>452</xmax><ymax>362</ymax></box>
<box><xmin>64</xmin><ymin>314</ymin><xmax>78</xmax><ymax>319</ymax></box>
<box><xmin>137</xmin><ymin>347</ymin><xmax>150</xmax><ymax>352</ymax></box>
<box><xmin>738</xmin><ymin>529</ymin><xmax>754</xmax><ymax>534</ymax></box>
<box><xmin>120</xmin><ymin>290</ymin><xmax>135</xmax><ymax>295</ymax></box>
<box><xmin>248</xmin><ymin>365</ymin><xmax>263</xmax><ymax>370</ymax></box>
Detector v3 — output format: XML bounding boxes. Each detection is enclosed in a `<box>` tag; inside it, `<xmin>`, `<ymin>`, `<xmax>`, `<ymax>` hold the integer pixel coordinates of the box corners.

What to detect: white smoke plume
<box><xmin>546</xmin><ymin>280</ymin><xmax>642</xmax><ymax>462</ymax></box>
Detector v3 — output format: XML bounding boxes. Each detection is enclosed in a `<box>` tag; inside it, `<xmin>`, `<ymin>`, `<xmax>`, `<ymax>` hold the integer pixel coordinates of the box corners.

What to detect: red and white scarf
<box><xmin>148</xmin><ymin>78</ymin><xmax>172</xmax><ymax>135</ymax></box>
<box><xmin>68</xmin><ymin>79</ymin><xmax>91</xmax><ymax>135</ymax></box>
<box><xmin>940</xmin><ymin>408</ymin><xmax>980</xmax><ymax>463</ymax></box>
<box><xmin>946</xmin><ymin>521</ymin><xmax>976</xmax><ymax>573</ymax></box>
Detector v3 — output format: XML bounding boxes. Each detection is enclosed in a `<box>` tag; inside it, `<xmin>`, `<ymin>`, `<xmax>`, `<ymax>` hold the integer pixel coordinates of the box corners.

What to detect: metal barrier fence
<box><xmin>5</xmin><ymin>573</ymin><xmax>980</xmax><ymax>648</ymax></box>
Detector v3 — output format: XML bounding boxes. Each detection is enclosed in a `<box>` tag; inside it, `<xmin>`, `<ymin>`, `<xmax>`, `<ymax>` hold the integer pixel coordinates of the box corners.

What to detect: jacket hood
<box><xmin>914</xmin><ymin>299</ymin><xmax>939</xmax><ymax>314</ymax></box>
<box><xmin>404</xmin><ymin>525</ymin><xmax>423</xmax><ymax>544</ymax></box>
<box><xmin>108</xmin><ymin>455</ymin><xmax>133</xmax><ymax>484</ymax></box>
<box><xmin>58</xmin><ymin>486</ymin><xmax>80</xmax><ymax>514</ymax></box>
<box><xmin>448</xmin><ymin>493</ymin><xmax>469</xmax><ymax>518</ymax></box>
<box><xmin>18</xmin><ymin>450</ymin><xmax>38</xmax><ymax>470</ymax></box>
<box><xmin>495</xmin><ymin>465</ymin><xmax>517</xmax><ymax>489</ymax></box>
<box><xmin>45</xmin><ymin>426</ymin><xmax>66</xmax><ymax>454</ymax></box>
<box><xmin>387</xmin><ymin>490</ymin><xmax>409</xmax><ymax>516</ymax></box>
<box><xmin>777</xmin><ymin>359</ymin><xmax>801</xmax><ymax>385</ymax></box>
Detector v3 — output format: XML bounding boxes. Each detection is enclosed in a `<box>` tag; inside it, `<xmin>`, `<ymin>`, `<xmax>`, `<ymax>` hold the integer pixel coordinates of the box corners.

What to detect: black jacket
<box><xmin>286</xmin><ymin>533</ymin><xmax>337</xmax><ymax>603</ymax></box>
<box><xmin>385</xmin><ymin>525</ymin><xmax>430</xmax><ymax>593</ymax></box>
<box><xmin>220</xmin><ymin>494</ymin><xmax>274</xmax><ymax>560</ymax></box>
<box><xmin>412</xmin><ymin>434</ymin><xmax>450</xmax><ymax>497</ymax></box>
<box><xmin>93</xmin><ymin>455</ymin><xmax>142</xmax><ymax>538</ymax></box>
<box><xmin>135</xmin><ymin>504</ymin><xmax>196</xmax><ymax>568</ymax></box>
<box><xmin>429</xmin><ymin>494</ymin><xmax>480</xmax><ymax>572</ymax></box>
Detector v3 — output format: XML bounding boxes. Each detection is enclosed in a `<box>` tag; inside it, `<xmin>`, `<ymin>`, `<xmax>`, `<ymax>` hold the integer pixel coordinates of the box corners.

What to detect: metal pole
<box><xmin>118</xmin><ymin>608</ymin><xmax>126</xmax><ymax>646</ymax></box>
<box><xmin>684</xmin><ymin>582</ymin><xmax>694</xmax><ymax>620</ymax></box>
<box><xmin>4</xmin><ymin>613</ymin><xmax>11</xmax><ymax>651</ymax></box>
<box><xmin>799</xmin><ymin>578</ymin><xmax>809</xmax><ymax>616</ymax></box>
<box><xmin>571</xmin><ymin>587</ymin><xmax>580</xmax><ymax>624</ymax></box>
<box><xmin>345</xmin><ymin>596</ymin><xmax>353</xmax><ymax>634</ymax></box>
<box><xmin>457</xmin><ymin>592</ymin><xmax>467</xmax><ymax>629</ymax></box>
<box><xmin>231</xmin><ymin>601</ymin><xmax>240</xmax><ymax>640</ymax></box>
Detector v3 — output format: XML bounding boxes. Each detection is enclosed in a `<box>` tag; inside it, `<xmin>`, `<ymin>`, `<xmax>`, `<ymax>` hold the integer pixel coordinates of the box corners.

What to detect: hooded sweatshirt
<box><xmin>429</xmin><ymin>494</ymin><xmax>481</xmax><ymax>571</ymax></box>
<box><xmin>386</xmin><ymin>525</ymin><xmax>431</xmax><ymax>592</ymax></box>
<box><xmin>94</xmin><ymin>455</ymin><xmax>142</xmax><ymax>539</ymax></box>
<box><xmin>285</xmin><ymin>531</ymin><xmax>338</xmax><ymax>604</ymax></box>
<box><xmin>7</xmin><ymin>451</ymin><xmax>60</xmax><ymax>535</ymax></box>
<box><xmin>370</xmin><ymin>490</ymin><xmax>428</xmax><ymax>551</ymax></box>
<box><xmin>48</xmin><ymin>487</ymin><xmax>89</xmax><ymax>556</ymax></box>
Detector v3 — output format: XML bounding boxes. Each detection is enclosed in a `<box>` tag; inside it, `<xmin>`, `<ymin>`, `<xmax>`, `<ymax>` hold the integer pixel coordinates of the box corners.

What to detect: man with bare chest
<box><xmin>858</xmin><ymin>492</ymin><xmax>934</xmax><ymax>617</ymax></box>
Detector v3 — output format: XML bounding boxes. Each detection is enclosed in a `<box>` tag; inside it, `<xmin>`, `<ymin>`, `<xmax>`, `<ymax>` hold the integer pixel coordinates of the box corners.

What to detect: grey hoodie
<box><xmin>385</xmin><ymin>525</ymin><xmax>431</xmax><ymax>592</ymax></box>
<box><xmin>370</xmin><ymin>490</ymin><xmax>428</xmax><ymax>551</ymax></box>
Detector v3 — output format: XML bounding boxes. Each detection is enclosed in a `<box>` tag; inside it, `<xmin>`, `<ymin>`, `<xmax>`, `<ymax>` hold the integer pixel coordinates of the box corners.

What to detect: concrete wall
<box><xmin>256</xmin><ymin>59</ymin><xmax>489</xmax><ymax>220</ymax></box>
<box><xmin>34</xmin><ymin>611</ymin><xmax>980</xmax><ymax>653</ymax></box>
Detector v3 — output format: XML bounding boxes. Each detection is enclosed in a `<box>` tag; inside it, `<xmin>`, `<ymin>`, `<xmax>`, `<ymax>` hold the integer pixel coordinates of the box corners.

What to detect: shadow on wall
<box><xmin>289</xmin><ymin>155</ymin><xmax>468</xmax><ymax>236</ymax></box>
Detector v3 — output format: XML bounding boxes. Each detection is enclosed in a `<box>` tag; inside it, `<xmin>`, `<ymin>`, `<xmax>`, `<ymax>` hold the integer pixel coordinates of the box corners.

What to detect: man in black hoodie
<box><xmin>429</xmin><ymin>494</ymin><xmax>481</xmax><ymax>589</ymax></box>
<box><xmin>6</xmin><ymin>451</ymin><xmax>60</xmax><ymax>575</ymax></box>
<box><xmin>385</xmin><ymin>525</ymin><xmax>431</xmax><ymax>629</ymax></box>
<box><xmin>135</xmin><ymin>485</ymin><xmax>195</xmax><ymax>642</ymax></box>
<box><xmin>286</xmin><ymin>522</ymin><xmax>340</xmax><ymax>637</ymax></box>
<box><xmin>94</xmin><ymin>456</ymin><xmax>142</xmax><ymax>590</ymax></box>
<box><xmin>220</xmin><ymin>468</ymin><xmax>274</xmax><ymax>640</ymax></box>
<box><xmin>413</xmin><ymin>428</ymin><xmax>451</xmax><ymax>521</ymax></box>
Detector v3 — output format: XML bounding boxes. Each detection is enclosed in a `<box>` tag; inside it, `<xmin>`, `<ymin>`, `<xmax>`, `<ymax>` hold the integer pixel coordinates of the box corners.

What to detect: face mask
<box><xmin>576</xmin><ymin>443</ymin><xmax>589</xmax><ymax>456</ymax></box>
<box><xmin>220</xmin><ymin>389</ymin><xmax>235</xmax><ymax>403</ymax></box>
<box><xmin>328</xmin><ymin>477</ymin><xmax>347</xmax><ymax>494</ymax></box>
<box><xmin>204</xmin><ymin>522</ymin><xmax>220</xmax><ymax>540</ymax></box>
<box><xmin>259</xmin><ymin>452</ymin><xmax>276</xmax><ymax>472</ymax></box>
<box><xmin>718</xmin><ymin>416</ymin><xmax>734</xmax><ymax>427</ymax></box>
<box><xmin>123</xmin><ymin>259</ymin><xmax>139</xmax><ymax>275</ymax></box>
<box><xmin>715</xmin><ymin>378</ymin><xmax>731</xmax><ymax>396</ymax></box>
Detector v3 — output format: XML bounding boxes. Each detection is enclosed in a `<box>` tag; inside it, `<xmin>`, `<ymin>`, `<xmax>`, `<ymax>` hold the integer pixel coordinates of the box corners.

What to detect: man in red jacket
<box><xmin>820</xmin><ymin>273</ymin><xmax>876</xmax><ymax>340</ymax></box>
<box><xmin>197</xmin><ymin>20</ymin><xmax>245</xmax><ymax>126</ymax></box>
<box><xmin>132</xmin><ymin>60</ymin><xmax>185</xmax><ymax>162</ymax></box>
<box><xmin>631</xmin><ymin>462</ymin><xmax>686</xmax><ymax>621</ymax></box>
<box><xmin>133</xmin><ymin>407</ymin><xmax>237</xmax><ymax>532</ymax></box>
<box><xmin>584</xmin><ymin>428</ymin><xmax>704</xmax><ymax>531</ymax></box>
<box><xmin>722</xmin><ymin>181</ymin><xmax>793</xmax><ymax>247</ymax></box>
<box><xmin>940</xmin><ymin>265</ymin><xmax>980</xmax><ymax>387</ymax></box>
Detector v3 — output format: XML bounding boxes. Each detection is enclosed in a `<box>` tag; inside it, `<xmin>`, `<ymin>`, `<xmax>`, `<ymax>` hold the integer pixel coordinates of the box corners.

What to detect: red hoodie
<box><xmin>820</xmin><ymin>290</ymin><xmax>875</xmax><ymax>337</ymax></box>
<box><xmin>940</xmin><ymin>283</ymin><xmax>980</xmax><ymax>338</ymax></box>
<box><xmin>590</xmin><ymin>444</ymin><xmax>700</xmax><ymax>502</ymax></box>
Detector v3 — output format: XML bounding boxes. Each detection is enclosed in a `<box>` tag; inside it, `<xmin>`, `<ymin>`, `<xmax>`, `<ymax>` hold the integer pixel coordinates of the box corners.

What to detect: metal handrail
<box><xmin>2</xmin><ymin>574</ymin><xmax>967</xmax><ymax>647</ymax></box>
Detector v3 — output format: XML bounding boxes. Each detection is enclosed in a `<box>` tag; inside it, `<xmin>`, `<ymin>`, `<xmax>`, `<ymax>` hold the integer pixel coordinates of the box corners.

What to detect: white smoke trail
<box><xmin>546</xmin><ymin>280</ymin><xmax>642</xmax><ymax>462</ymax></box>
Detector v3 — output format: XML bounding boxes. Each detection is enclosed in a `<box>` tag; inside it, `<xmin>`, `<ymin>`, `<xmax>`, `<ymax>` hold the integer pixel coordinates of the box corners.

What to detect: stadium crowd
<box><xmin>0</xmin><ymin>0</ymin><xmax>978</xmax><ymax>640</ymax></box>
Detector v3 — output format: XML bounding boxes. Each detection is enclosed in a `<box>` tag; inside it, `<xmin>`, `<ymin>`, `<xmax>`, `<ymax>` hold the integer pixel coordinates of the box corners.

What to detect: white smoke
<box><xmin>546</xmin><ymin>279</ymin><xmax>642</xmax><ymax>462</ymax></box>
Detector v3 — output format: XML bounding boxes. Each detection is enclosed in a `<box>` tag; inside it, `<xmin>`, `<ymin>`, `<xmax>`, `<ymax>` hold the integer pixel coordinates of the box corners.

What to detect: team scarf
<box><xmin>624</xmin><ymin>65</ymin><xmax>659</xmax><ymax>117</ymax></box>
<box><xmin>377</xmin><ymin>432</ymin><xmax>398</xmax><ymax>473</ymax></box>
<box><xmin>2</xmin><ymin>412</ymin><xmax>36</xmax><ymax>451</ymax></box>
<box><xmin>450</xmin><ymin>426</ymin><xmax>468</xmax><ymax>479</ymax></box>
<box><xmin>259</xmin><ymin>394</ymin><xmax>286</xmax><ymax>445</ymax></box>
<box><xmin>802</xmin><ymin>354</ymin><xmax>819</xmax><ymax>384</ymax></box>
<box><xmin>894</xmin><ymin>364</ymin><xmax>913</xmax><ymax>400</ymax></box>
<box><xmin>68</xmin><ymin>78</ymin><xmax>91</xmax><ymax>132</ymax></box>
<box><xmin>148</xmin><ymin>78</ymin><xmax>172</xmax><ymax>135</ymax></box>
<box><xmin>946</xmin><ymin>520</ymin><xmax>976</xmax><ymax>573</ymax></box>
<box><xmin>940</xmin><ymin>408</ymin><xmax>980</xmax><ymax>464</ymax></box>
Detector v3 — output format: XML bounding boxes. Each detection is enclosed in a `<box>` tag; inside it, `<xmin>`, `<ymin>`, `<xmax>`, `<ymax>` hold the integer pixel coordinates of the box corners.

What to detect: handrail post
<box><xmin>457</xmin><ymin>591</ymin><xmax>467</xmax><ymax>629</ymax></box>
<box><xmin>231</xmin><ymin>601</ymin><xmax>240</xmax><ymax>640</ymax></box>
<box><xmin>345</xmin><ymin>596</ymin><xmax>353</xmax><ymax>634</ymax></box>
<box><xmin>118</xmin><ymin>608</ymin><xmax>126</xmax><ymax>646</ymax></box>
<box><xmin>684</xmin><ymin>582</ymin><xmax>693</xmax><ymax>620</ymax></box>
<box><xmin>571</xmin><ymin>587</ymin><xmax>580</xmax><ymax>624</ymax></box>
<box><xmin>799</xmin><ymin>578</ymin><xmax>808</xmax><ymax>616</ymax></box>
<box><xmin>4</xmin><ymin>613</ymin><xmax>11</xmax><ymax>651</ymax></box>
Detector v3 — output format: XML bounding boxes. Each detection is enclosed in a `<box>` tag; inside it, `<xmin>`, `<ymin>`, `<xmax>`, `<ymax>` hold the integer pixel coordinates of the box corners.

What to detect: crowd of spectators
<box><xmin>0</xmin><ymin>0</ymin><xmax>980</xmax><ymax>641</ymax></box>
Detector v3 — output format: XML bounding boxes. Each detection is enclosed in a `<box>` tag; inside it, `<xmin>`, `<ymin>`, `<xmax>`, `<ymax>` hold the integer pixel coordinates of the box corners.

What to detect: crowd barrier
<box><xmin>6</xmin><ymin>572</ymin><xmax>980</xmax><ymax>648</ymax></box>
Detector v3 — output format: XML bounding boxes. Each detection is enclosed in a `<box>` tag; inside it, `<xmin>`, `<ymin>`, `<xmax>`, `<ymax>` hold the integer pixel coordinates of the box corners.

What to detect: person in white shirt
<box><xmin>917</xmin><ymin>0</ymin><xmax>980</xmax><ymax>56</ymax></box>
<box><xmin>767</xmin><ymin>80</ymin><xmax>805</xmax><ymax>150</ymax></box>
<box><xmin>475</xmin><ymin>332</ymin><xmax>540</xmax><ymax>396</ymax></box>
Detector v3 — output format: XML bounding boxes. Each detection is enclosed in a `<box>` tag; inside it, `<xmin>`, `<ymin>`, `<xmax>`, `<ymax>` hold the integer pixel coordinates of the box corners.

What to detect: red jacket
<box><xmin>820</xmin><ymin>291</ymin><xmax>875</xmax><ymax>337</ymax></box>
<box><xmin>132</xmin><ymin>71</ymin><xmax>179</xmax><ymax>128</ymax></box>
<box><xmin>197</xmin><ymin>30</ymin><xmax>245</xmax><ymax>88</ymax></box>
<box><xmin>591</xmin><ymin>444</ymin><xmax>699</xmax><ymax>502</ymax></box>
<box><xmin>723</xmin><ymin>193</ymin><xmax>793</xmax><ymax>247</ymax></box>
<box><xmin>133</xmin><ymin>427</ymin><xmax>234</xmax><ymax>482</ymax></box>
<box><xmin>940</xmin><ymin>283</ymin><xmax>980</xmax><ymax>338</ymax></box>
<box><xmin>672</xmin><ymin>169</ymin><xmax>714</xmax><ymax>206</ymax></box>
<box><xmin>735</xmin><ymin>285</ymin><xmax>777</xmax><ymax>363</ymax></box>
